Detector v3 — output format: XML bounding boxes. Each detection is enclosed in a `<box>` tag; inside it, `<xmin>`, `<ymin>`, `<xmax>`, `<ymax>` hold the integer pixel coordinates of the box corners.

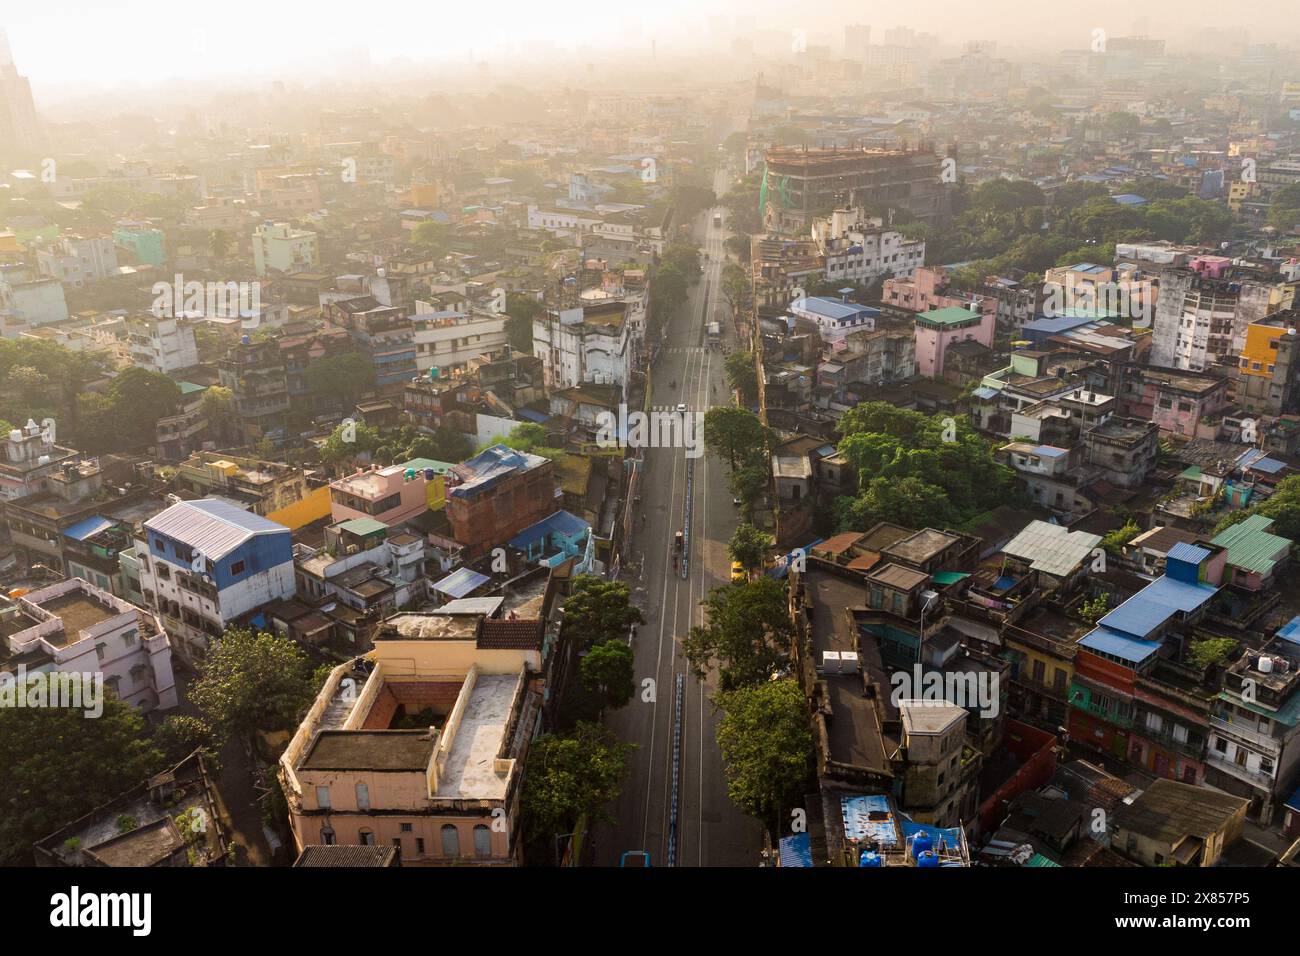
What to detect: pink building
<box><xmin>914</xmin><ymin>306</ymin><xmax>996</xmax><ymax>378</ymax></box>
<box><xmin>329</xmin><ymin>459</ymin><xmax>444</xmax><ymax>526</ymax></box>
<box><xmin>883</xmin><ymin>266</ymin><xmax>994</xmax><ymax>314</ymax></box>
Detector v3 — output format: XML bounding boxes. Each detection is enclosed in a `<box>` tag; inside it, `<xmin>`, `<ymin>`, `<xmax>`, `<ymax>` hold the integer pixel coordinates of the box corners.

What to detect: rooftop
<box><xmin>1001</xmin><ymin>520</ymin><xmax>1102</xmax><ymax>578</ymax></box>
<box><xmin>301</xmin><ymin>731</ymin><xmax>436</xmax><ymax>772</ymax></box>
<box><xmin>1210</xmin><ymin>514</ymin><xmax>1292</xmax><ymax>576</ymax></box>
<box><xmin>882</xmin><ymin>528</ymin><xmax>961</xmax><ymax>568</ymax></box>
<box><xmin>1114</xmin><ymin>778</ymin><xmax>1248</xmax><ymax>845</ymax></box>
<box><xmin>144</xmin><ymin>498</ymin><xmax>288</xmax><ymax>561</ymax></box>
<box><xmin>916</xmin><ymin>305</ymin><xmax>984</xmax><ymax>327</ymax></box>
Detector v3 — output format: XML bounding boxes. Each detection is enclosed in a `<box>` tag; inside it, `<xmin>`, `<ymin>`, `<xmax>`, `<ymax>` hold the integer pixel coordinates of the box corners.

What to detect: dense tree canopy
<box><xmin>188</xmin><ymin>629</ymin><xmax>320</xmax><ymax>743</ymax></box>
<box><xmin>521</xmin><ymin>722</ymin><xmax>634</xmax><ymax>845</ymax></box>
<box><xmin>715</xmin><ymin>679</ymin><xmax>815</xmax><ymax>837</ymax></box>
<box><xmin>683</xmin><ymin>577</ymin><xmax>794</xmax><ymax>690</ymax></box>
<box><xmin>0</xmin><ymin>688</ymin><xmax>165</xmax><ymax>864</ymax></box>
<box><xmin>560</xmin><ymin>576</ymin><xmax>644</xmax><ymax>652</ymax></box>
<box><xmin>832</xmin><ymin>403</ymin><xmax>1018</xmax><ymax>531</ymax></box>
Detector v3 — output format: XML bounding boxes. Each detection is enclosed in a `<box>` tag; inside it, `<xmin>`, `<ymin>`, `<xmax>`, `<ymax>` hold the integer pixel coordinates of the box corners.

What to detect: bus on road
<box><xmin>712</xmin><ymin>212</ymin><xmax>722</xmax><ymax>228</ymax></box>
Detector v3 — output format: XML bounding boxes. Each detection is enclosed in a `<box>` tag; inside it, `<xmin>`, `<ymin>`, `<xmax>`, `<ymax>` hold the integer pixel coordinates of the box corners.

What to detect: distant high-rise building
<box><xmin>845</xmin><ymin>24</ymin><xmax>871</xmax><ymax>61</ymax></box>
<box><xmin>0</xmin><ymin>29</ymin><xmax>42</xmax><ymax>160</ymax></box>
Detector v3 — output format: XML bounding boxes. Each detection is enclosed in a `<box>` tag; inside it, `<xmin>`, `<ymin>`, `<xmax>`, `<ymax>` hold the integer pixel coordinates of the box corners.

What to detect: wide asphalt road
<box><xmin>593</xmin><ymin>166</ymin><xmax>762</xmax><ymax>867</ymax></box>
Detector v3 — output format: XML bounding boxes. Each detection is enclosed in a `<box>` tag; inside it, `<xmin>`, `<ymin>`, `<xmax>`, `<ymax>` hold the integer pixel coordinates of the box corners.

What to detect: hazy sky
<box><xmin>6</xmin><ymin>0</ymin><xmax>1299</xmax><ymax>93</ymax></box>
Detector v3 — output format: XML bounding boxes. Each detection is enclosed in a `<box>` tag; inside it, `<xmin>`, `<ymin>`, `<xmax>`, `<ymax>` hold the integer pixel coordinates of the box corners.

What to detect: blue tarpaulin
<box><xmin>63</xmin><ymin>516</ymin><xmax>113</xmax><ymax>541</ymax></box>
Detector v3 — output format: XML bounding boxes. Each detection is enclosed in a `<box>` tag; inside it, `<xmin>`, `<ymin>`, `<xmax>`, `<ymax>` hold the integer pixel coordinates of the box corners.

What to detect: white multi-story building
<box><xmin>812</xmin><ymin>209</ymin><xmax>925</xmax><ymax>286</ymax></box>
<box><xmin>532</xmin><ymin>290</ymin><xmax>645</xmax><ymax>390</ymax></box>
<box><xmin>35</xmin><ymin>235</ymin><xmax>119</xmax><ymax>288</ymax></box>
<box><xmin>0</xmin><ymin>577</ymin><xmax>178</xmax><ymax>712</ymax></box>
<box><xmin>135</xmin><ymin>498</ymin><xmax>295</xmax><ymax>660</ymax></box>
<box><xmin>526</xmin><ymin>204</ymin><xmax>603</xmax><ymax>238</ymax></box>
<box><xmin>410</xmin><ymin>303</ymin><xmax>509</xmax><ymax>376</ymax></box>
<box><xmin>252</xmin><ymin>221</ymin><xmax>319</xmax><ymax>278</ymax></box>
<box><xmin>0</xmin><ymin>263</ymin><xmax>69</xmax><ymax>330</ymax></box>
<box><xmin>1150</xmin><ymin>260</ymin><xmax>1278</xmax><ymax>371</ymax></box>
<box><xmin>127</xmin><ymin>313</ymin><xmax>199</xmax><ymax>374</ymax></box>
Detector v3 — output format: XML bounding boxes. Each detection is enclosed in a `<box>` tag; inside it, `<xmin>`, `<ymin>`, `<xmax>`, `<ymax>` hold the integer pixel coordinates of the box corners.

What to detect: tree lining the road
<box><xmin>559</xmin><ymin>575</ymin><xmax>644</xmax><ymax>653</ymax></box>
<box><xmin>520</xmin><ymin>722</ymin><xmax>635</xmax><ymax>862</ymax></box>
<box><xmin>683</xmin><ymin>577</ymin><xmax>794</xmax><ymax>691</ymax></box>
<box><xmin>703</xmin><ymin>405</ymin><xmax>770</xmax><ymax>471</ymax></box>
<box><xmin>715</xmin><ymin>678</ymin><xmax>816</xmax><ymax>840</ymax></box>
<box><xmin>724</xmin><ymin>350</ymin><xmax>759</xmax><ymax>407</ymax></box>
<box><xmin>729</xmin><ymin>522</ymin><xmax>773</xmax><ymax>572</ymax></box>
<box><xmin>578</xmin><ymin>639</ymin><xmax>637</xmax><ymax>717</ymax></box>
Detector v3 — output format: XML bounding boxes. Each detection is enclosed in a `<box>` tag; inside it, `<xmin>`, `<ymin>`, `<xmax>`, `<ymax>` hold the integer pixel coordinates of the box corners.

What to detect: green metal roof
<box><xmin>338</xmin><ymin>517</ymin><xmax>387</xmax><ymax>537</ymax></box>
<box><xmin>932</xmin><ymin>571</ymin><xmax>971</xmax><ymax>586</ymax></box>
<box><xmin>1179</xmin><ymin>465</ymin><xmax>1202</xmax><ymax>480</ymax></box>
<box><xmin>1210</xmin><ymin>514</ymin><xmax>1292</xmax><ymax>575</ymax></box>
<box><xmin>399</xmin><ymin>457</ymin><xmax>456</xmax><ymax>474</ymax></box>
<box><xmin>1026</xmin><ymin>854</ymin><xmax>1061</xmax><ymax>867</ymax></box>
<box><xmin>917</xmin><ymin>306</ymin><xmax>983</xmax><ymax>327</ymax></box>
<box><xmin>177</xmin><ymin>381</ymin><xmax>207</xmax><ymax>395</ymax></box>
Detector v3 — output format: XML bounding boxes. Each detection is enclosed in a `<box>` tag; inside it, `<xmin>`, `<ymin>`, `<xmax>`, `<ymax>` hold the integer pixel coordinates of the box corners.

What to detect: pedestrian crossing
<box><xmin>662</xmin><ymin>347</ymin><xmax>706</xmax><ymax>354</ymax></box>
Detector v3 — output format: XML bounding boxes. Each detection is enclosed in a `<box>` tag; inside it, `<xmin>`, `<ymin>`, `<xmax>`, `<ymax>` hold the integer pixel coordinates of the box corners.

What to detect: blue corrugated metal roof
<box><xmin>791</xmin><ymin>296</ymin><xmax>878</xmax><ymax>322</ymax></box>
<box><xmin>778</xmin><ymin>832</ymin><xmax>813</xmax><ymax>867</ymax></box>
<box><xmin>1031</xmin><ymin>445</ymin><xmax>1068</xmax><ymax>458</ymax></box>
<box><xmin>63</xmin><ymin>515</ymin><xmax>114</xmax><ymax>541</ymax></box>
<box><xmin>433</xmin><ymin>567</ymin><xmax>490</xmax><ymax>599</ymax></box>
<box><xmin>508</xmin><ymin>509</ymin><xmax>589</xmax><ymax>550</ymax></box>
<box><xmin>1250</xmin><ymin>456</ymin><xmax>1286</xmax><ymax>474</ymax></box>
<box><xmin>1023</xmin><ymin>315</ymin><xmax>1094</xmax><ymax>334</ymax></box>
<box><xmin>517</xmin><ymin>409</ymin><xmax>549</xmax><ymax>424</ymax></box>
<box><xmin>1080</xmin><ymin>626</ymin><xmax>1161</xmax><ymax>664</ymax></box>
<box><xmin>1166</xmin><ymin>542</ymin><xmax>1211</xmax><ymax>565</ymax></box>
<box><xmin>1286</xmin><ymin>787</ymin><xmax>1300</xmax><ymax>815</ymax></box>
<box><xmin>1278</xmin><ymin>616</ymin><xmax>1300</xmax><ymax>645</ymax></box>
<box><xmin>145</xmin><ymin>498</ymin><xmax>288</xmax><ymax>560</ymax></box>
<box><xmin>1097</xmin><ymin>574</ymin><xmax>1218</xmax><ymax>639</ymax></box>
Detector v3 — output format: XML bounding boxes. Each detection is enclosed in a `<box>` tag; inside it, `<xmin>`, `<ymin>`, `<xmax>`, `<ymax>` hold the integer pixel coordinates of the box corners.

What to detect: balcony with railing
<box><xmin>1205</xmin><ymin>749</ymin><xmax>1276</xmax><ymax>790</ymax></box>
<box><xmin>1209</xmin><ymin>714</ymin><xmax>1281</xmax><ymax>755</ymax></box>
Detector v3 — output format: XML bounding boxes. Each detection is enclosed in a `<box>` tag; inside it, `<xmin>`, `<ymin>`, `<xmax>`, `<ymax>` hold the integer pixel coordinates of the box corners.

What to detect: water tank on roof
<box><xmin>1258</xmin><ymin>655</ymin><xmax>1275</xmax><ymax>674</ymax></box>
<box><xmin>911</xmin><ymin>832</ymin><xmax>934</xmax><ymax>859</ymax></box>
<box><xmin>423</xmin><ymin>468</ymin><xmax>435</xmax><ymax>480</ymax></box>
<box><xmin>859</xmin><ymin>850</ymin><xmax>883</xmax><ymax>868</ymax></box>
<box><xmin>916</xmin><ymin>850</ymin><xmax>940</xmax><ymax>868</ymax></box>
<box><xmin>430</xmin><ymin>367</ymin><xmax>439</xmax><ymax>379</ymax></box>
<box><xmin>8</xmin><ymin>429</ymin><xmax>21</xmax><ymax>443</ymax></box>
<box><xmin>241</xmin><ymin>334</ymin><xmax>251</xmax><ymax>345</ymax></box>
<box><xmin>404</xmin><ymin>468</ymin><xmax>416</xmax><ymax>480</ymax></box>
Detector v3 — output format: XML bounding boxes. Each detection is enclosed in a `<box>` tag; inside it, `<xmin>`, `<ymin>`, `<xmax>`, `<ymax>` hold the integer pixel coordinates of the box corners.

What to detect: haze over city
<box><xmin>1</xmin><ymin>0</ymin><xmax>1298</xmax><ymax>934</ymax></box>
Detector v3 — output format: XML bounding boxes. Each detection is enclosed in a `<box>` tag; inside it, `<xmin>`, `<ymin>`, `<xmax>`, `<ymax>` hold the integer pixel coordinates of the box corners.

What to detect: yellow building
<box><xmin>406</xmin><ymin>182</ymin><xmax>440</xmax><ymax>208</ymax></box>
